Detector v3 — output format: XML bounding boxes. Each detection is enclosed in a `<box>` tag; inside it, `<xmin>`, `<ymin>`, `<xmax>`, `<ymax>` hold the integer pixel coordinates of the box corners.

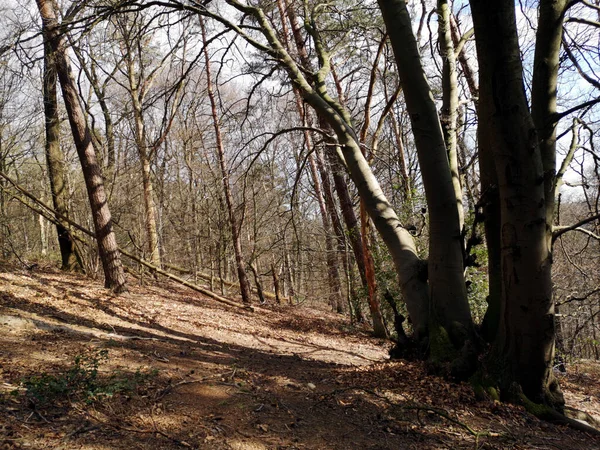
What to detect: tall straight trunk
<box><xmin>437</xmin><ymin>0</ymin><xmax>464</xmax><ymax>232</ymax></box>
<box><xmin>469</xmin><ymin>0</ymin><xmax>562</xmax><ymax>407</ymax></box>
<box><xmin>124</xmin><ymin>39</ymin><xmax>161</xmax><ymax>269</ymax></box>
<box><xmin>200</xmin><ymin>17</ymin><xmax>252</xmax><ymax>304</ymax></box>
<box><xmin>277</xmin><ymin>1</ymin><xmax>345</xmax><ymax>313</ymax></box>
<box><xmin>326</xmin><ymin>152</ymin><xmax>368</xmax><ymax>286</ymax></box>
<box><xmin>36</xmin><ymin>0</ymin><xmax>126</xmax><ymax>293</ymax></box>
<box><xmin>351</xmin><ymin>39</ymin><xmax>390</xmax><ymax>337</ymax></box>
<box><xmin>315</xmin><ymin>151</ymin><xmax>348</xmax><ymax>314</ymax></box>
<box><xmin>531</xmin><ymin>0</ymin><xmax>567</xmax><ymax>241</ymax></box>
<box><xmin>378</xmin><ymin>0</ymin><xmax>473</xmax><ymax>348</ymax></box>
<box><xmin>308</xmin><ymin>152</ymin><xmax>344</xmax><ymax>313</ymax></box>
<box><xmin>43</xmin><ymin>39</ymin><xmax>83</xmax><ymax>272</ymax></box>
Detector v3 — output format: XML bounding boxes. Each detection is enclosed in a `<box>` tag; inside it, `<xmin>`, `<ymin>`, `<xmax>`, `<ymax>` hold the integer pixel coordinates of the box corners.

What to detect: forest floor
<box><xmin>0</xmin><ymin>263</ymin><xmax>599</xmax><ymax>449</ymax></box>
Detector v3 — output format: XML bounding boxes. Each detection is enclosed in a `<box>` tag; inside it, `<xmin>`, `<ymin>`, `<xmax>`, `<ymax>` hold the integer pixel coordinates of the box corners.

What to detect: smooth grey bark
<box><xmin>531</xmin><ymin>0</ymin><xmax>567</xmax><ymax>243</ymax></box>
<box><xmin>438</xmin><ymin>0</ymin><xmax>464</xmax><ymax>232</ymax></box>
<box><xmin>378</xmin><ymin>0</ymin><xmax>473</xmax><ymax>347</ymax></box>
<box><xmin>470</xmin><ymin>0</ymin><xmax>562</xmax><ymax>407</ymax></box>
<box><xmin>37</xmin><ymin>0</ymin><xmax>126</xmax><ymax>293</ymax></box>
<box><xmin>447</xmin><ymin>13</ymin><xmax>503</xmax><ymax>342</ymax></box>
<box><xmin>43</xmin><ymin>39</ymin><xmax>84</xmax><ymax>272</ymax></box>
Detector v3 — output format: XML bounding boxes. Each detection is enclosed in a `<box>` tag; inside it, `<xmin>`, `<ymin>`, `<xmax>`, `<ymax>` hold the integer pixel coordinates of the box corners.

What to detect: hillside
<box><xmin>1</xmin><ymin>264</ymin><xmax>599</xmax><ymax>449</ymax></box>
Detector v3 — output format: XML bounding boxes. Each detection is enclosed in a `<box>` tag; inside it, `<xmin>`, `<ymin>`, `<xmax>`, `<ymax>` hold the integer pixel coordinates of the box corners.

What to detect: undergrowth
<box><xmin>14</xmin><ymin>348</ymin><xmax>157</xmax><ymax>408</ymax></box>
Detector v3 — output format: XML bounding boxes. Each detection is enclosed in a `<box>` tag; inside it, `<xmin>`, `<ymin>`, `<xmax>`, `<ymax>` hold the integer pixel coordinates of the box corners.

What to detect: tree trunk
<box><xmin>36</xmin><ymin>0</ymin><xmax>126</xmax><ymax>293</ymax></box>
<box><xmin>470</xmin><ymin>0</ymin><xmax>562</xmax><ymax>408</ymax></box>
<box><xmin>249</xmin><ymin>261</ymin><xmax>266</xmax><ymax>304</ymax></box>
<box><xmin>271</xmin><ymin>262</ymin><xmax>282</xmax><ymax>304</ymax></box>
<box><xmin>307</xmin><ymin>153</ymin><xmax>344</xmax><ymax>313</ymax></box>
<box><xmin>531</xmin><ymin>0</ymin><xmax>567</xmax><ymax>242</ymax></box>
<box><xmin>281</xmin><ymin>0</ymin><xmax>383</xmax><ymax>328</ymax></box>
<box><xmin>43</xmin><ymin>38</ymin><xmax>84</xmax><ymax>272</ymax></box>
<box><xmin>437</xmin><ymin>0</ymin><xmax>464</xmax><ymax>232</ymax></box>
<box><xmin>123</xmin><ymin>31</ymin><xmax>161</xmax><ymax>269</ymax></box>
<box><xmin>327</xmin><ymin>153</ymin><xmax>368</xmax><ymax>287</ymax></box>
<box><xmin>448</xmin><ymin>11</ymin><xmax>503</xmax><ymax>342</ymax></box>
<box><xmin>200</xmin><ymin>16</ymin><xmax>252</xmax><ymax>304</ymax></box>
<box><xmin>378</xmin><ymin>0</ymin><xmax>473</xmax><ymax>350</ymax></box>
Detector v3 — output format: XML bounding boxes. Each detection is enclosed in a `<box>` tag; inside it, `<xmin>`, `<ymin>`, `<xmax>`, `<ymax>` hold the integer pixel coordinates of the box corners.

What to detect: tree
<box><xmin>200</xmin><ymin>16</ymin><xmax>252</xmax><ymax>304</ymax></box>
<box><xmin>36</xmin><ymin>0</ymin><xmax>126</xmax><ymax>293</ymax></box>
<box><xmin>43</xmin><ymin>36</ymin><xmax>84</xmax><ymax>272</ymax></box>
<box><xmin>467</xmin><ymin>0</ymin><xmax>564</xmax><ymax>408</ymax></box>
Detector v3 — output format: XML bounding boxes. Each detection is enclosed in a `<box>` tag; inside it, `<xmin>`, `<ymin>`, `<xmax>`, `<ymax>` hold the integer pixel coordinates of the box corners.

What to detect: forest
<box><xmin>1</xmin><ymin>0</ymin><xmax>600</xmax><ymax>448</ymax></box>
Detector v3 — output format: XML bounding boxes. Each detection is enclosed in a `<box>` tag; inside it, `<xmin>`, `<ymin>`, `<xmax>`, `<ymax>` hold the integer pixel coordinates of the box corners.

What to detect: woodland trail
<box><xmin>0</xmin><ymin>264</ymin><xmax>599</xmax><ymax>449</ymax></box>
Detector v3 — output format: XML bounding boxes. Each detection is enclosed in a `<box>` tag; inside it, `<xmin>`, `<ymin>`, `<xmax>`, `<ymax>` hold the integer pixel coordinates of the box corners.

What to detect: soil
<box><xmin>1</xmin><ymin>263</ymin><xmax>599</xmax><ymax>449</ymax></box>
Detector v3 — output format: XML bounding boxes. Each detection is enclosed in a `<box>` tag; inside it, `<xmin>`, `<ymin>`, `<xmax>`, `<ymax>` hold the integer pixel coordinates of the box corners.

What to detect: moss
<box><xmin>518</xmin><ymin>391</ymin><xmax>558</xmax><ymax>421</ymax></box>
<box><xmin>469</xmin><ymin>371</ymin><xmax>500</xmax><ymax>401</ymax></box>
<box><xmin>487</xmin><ymin>386</ymin><xmax>500</xmax><ymax>401</ymax></box>
<box><xmin>429</xmin><ymin>325</ymin><xmax>458</xmax><ymax>364</ymax></box>
<box><xmin>472</xmin><ymin>383</ymin><xmax>486</xmax><ymax>400</ymax></box>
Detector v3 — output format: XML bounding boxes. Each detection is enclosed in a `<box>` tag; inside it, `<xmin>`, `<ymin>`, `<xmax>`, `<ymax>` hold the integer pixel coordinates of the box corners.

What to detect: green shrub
<box><xmin>20</xmin><ymin>349</ymin><xmax>157</xmax><ymax>407</ymax></box>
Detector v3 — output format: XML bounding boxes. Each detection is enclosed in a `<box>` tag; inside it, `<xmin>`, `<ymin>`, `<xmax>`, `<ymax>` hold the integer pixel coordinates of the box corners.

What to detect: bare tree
<box><xmin>36</xmin><ymin>0</ymin><xmax>126</xmax><ymax>293</ymax></box>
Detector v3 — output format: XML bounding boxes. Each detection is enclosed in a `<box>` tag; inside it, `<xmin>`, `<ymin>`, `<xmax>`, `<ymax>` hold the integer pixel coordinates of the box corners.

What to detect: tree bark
<box><xmin>447</xmin><ymin>13</ymin><xmax>502</xmax><ymax>342</ymax></box>
<box><xmin>470</xmin><ymin>0</ymin><xmax>562</xmax><ymax>408</ymax></box>
<box><xmin>43</xmin><ymin>38</ymin><xmax>84</xmax><ymax>272</ymax></box>
<box><xmin>307</xmin><ymin>152</ymin><xmax>345</xmax><ymax>313</ymax></box>
<box><xmin>36</xmin><ymin>0</ymin><xmax>126</xmax><ymax>293</ymax></box>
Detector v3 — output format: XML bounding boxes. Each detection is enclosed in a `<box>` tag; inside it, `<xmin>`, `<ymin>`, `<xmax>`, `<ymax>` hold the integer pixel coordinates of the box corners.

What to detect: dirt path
<box><xmin>1</xmin><ymin>265</ymin><xmax>599</xmax><ymax>449</ymax></box>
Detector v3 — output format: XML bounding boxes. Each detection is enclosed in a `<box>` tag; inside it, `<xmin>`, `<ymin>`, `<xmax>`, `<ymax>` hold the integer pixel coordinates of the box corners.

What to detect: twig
<box><xmin>316</xmin><ymin>386</ymin><xmax>482</xmax><ymax>437</ymax></box>
<box><xmin>155</xmin><ymin>371</ymin><xmax>235</xmax><ymax>400</ymax></box>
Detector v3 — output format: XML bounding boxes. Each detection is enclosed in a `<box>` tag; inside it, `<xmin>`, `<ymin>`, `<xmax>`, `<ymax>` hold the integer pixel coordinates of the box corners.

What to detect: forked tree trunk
<box><xmin>43</xmin><ymin>39</ymin><xmax>84</xmax><ymax>272</ymax></box>
<box><xmin>378</xmin><ymin>0</ymin><xmax>474</xmax><ymax>351</ymax></box>
<box><xmin>36</xmin><ymin>0</ymin><xmax>126</xmax><ymax>293</ymax></box>
<box><xmin>469</xmin><ymin>0</ymin><xmax>562</xmax><ymax>408</ymax></box>
<box><xmin>200</xmin><ymin>17</ymin><xmax>252</xmax><ymax>304</ymax></box>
